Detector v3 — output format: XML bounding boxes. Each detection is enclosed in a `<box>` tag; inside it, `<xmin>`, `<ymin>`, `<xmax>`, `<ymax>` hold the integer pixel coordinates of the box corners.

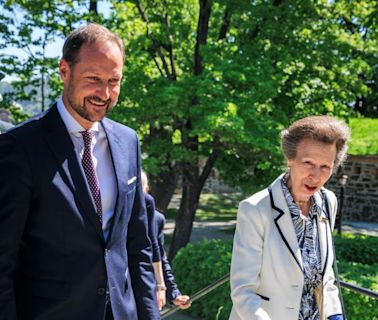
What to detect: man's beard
<box><xmin>68</xmin><ymin>95</ymin><xmax>113</xmax><ymax>123</ymax></box>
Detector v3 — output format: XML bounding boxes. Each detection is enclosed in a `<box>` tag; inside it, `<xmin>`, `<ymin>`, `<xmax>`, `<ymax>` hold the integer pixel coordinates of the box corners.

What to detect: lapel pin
<box><xmin>319</xmin><ymin>216</ymin><xmax>328</xmax><ymax>223</ymax></box>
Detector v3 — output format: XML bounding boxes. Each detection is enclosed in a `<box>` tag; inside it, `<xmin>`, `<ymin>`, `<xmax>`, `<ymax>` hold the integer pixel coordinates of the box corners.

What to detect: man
<box><xmin>0</xmin><ymin>23</ymin><xmax>159</xmax><ymax>320</ymax></box>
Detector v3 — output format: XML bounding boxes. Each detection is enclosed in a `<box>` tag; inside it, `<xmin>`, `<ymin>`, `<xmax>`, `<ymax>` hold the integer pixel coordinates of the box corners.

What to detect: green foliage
<box><xmin>0</xmin><ymin>0</ymin><xmax>105</xmax><ymax>114</ymax></box>
<box><xmin>173</xmin><ymin>240</ymin><xmax>232</xmax><ymax>320</ymax></box>
<box><xmin>338</xmin><ymin>260</ymin><xmax>378</xmax><ymax>291</ymax></box>
<box><xmin>338</xmin><ymin>261</ymin><xmax>378</xmax><ymax>320</ymax></box>
<box><xmin>348</xmin><ymin>118</ymin><xmax>378</xmax><ymax>155</ymax></box>
<box><xmin>0</xmin><ymin>92</ymin><xmax>29</xmax><ymax>124</ymax></box>
<box><xmin>173</xmin><ymin>234</ymin><xmax>378</xmax><ymax>319</ymax></box>
<box><xmin>108</xmin><ymin>0</ymin><xmax>378</xmax><ymax>195</ymax></box>
<box><xmin>1</xmin><ymin>0</ymin><xmax>378</xmax><ymax>257</ymax></box>
<box><xmin>334</xmin><ymin>233</ymin><xmax>378</xmax><ymax>265</ymax></box>
<box><xmin>324</xmin><ymin>233</ymin><xmax>378</xmax><ymax>319</ymax></box>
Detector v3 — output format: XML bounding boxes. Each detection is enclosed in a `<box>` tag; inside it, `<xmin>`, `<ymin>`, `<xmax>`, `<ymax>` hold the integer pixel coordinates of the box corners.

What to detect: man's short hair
<box><xmin>62</xmin><ymin>23</ymin><xmax>125</xmax><ymax>67</ymax></box>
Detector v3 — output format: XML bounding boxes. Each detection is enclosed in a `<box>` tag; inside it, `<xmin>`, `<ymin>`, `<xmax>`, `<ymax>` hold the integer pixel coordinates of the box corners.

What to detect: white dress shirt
<box><xmin>57</xmin><ymin>97</ymin><xmax>117</xmax><ymax>240</ymax></box>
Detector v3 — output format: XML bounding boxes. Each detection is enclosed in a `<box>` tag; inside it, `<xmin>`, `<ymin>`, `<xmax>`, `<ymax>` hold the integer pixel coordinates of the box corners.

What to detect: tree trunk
<box><xmin>168</xmin><ymin>149</ymin><xmax>219</xmax><ymax>260</ymax></box>
<box><xmin>354</xmin><ymin>96</ymin><xmax>367</xmax><ymax>116</ymax></box>
<box><xmin>89</xmin><ymin>1</ymin><xmax>98</xmax><ymax>14</ymax></box>
<box><xmin>150</xmin><ymin>164</ymin><xmax>180</xmax><ymax>212</ymax></box>
<box><xmin>168</xmin><ymin>162</ymin><xmax>201</xmax><ymax>260</ymax></box>
<box><xmin>168</xmin><ymin>0</ymin><xmax>214</xmax><ymax>260</ymax></box>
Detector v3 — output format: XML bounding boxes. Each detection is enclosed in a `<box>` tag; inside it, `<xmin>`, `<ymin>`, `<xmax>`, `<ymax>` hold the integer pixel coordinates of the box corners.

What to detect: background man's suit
<box><xmin>0</xmin><ymin>104</ymin><xmax>159</xmax><ymax>320</ymax></box>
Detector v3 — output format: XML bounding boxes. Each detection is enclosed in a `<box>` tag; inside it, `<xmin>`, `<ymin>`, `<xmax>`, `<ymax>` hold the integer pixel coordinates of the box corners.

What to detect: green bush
<box><xmin>334</xmin><ymin>233</ymin><xmax>378</xmax><ymax>265</ymax></box>
<box><xmin>173</xmin><ymin>239</ymin><xmax>233</xmax><ymax>320</ymax></box>
<box><xmin>172</xmin><ymin>235</ymin><xmax>378</xmax><ymax>319</ymax></box>
<box><xmin>338</xmin><ymin>260</ymin><xmax>378</xmax><ymax>320</ymax></box>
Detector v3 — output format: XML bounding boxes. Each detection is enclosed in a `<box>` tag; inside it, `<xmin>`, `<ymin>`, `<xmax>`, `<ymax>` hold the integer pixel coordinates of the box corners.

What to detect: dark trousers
<box><xmin>105</xmin><ymin>304</ymin><xmax>114</xmax><ymax>320</ymax></box>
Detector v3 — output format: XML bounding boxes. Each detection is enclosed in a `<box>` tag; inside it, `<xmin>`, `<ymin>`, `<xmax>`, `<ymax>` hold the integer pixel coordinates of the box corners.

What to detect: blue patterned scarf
<box><xmin>281</xmin><ymin>176</ymin><xmax>323</xmax><ymax>320</ymax></box>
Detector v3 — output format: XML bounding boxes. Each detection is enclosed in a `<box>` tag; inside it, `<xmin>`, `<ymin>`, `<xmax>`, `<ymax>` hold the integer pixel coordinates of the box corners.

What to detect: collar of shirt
<box><xmin>57</xmin><ymin>97</ymin><xmax>100</xmax><ymax>137</ymax></box>
<box><xmin>280</xmin><ymin>176</ymin><xmax>323</xmax><ymax>220</ymax></box>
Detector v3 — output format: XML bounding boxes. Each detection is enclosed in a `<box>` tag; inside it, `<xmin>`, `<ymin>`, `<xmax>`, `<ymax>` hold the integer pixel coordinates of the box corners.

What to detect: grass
<box><xmin>164</xmin><ymin>192</ymin><xmax>241</xmax><ymax>246</ymax></box>
<box><xmin>196</xmin><ymin>193</ymin><xmax>242</xmax><ymax>222</ymax></box>
<box><xmin>166</xmin><ymin>192</ymin><xmax>242</xmax><ymax>222</ymax></box>
<box><xmin>349</xmin><ymin>118</ymin><xmax>378</xmax><ymax>155</ymax></box>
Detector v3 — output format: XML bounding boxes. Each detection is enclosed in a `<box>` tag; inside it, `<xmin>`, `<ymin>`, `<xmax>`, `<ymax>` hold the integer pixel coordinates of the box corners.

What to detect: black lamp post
<box><xmin>337</xmin><ymin>174</ymin><xmax>348</xmax><ymax>235</ymax></box>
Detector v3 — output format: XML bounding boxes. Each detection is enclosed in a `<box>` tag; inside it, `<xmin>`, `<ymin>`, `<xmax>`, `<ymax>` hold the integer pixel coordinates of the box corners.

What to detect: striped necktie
<box><xmin>81</xmin><ymin>130</ymin><xmax>103</xmax><ymax>224</ymax></box>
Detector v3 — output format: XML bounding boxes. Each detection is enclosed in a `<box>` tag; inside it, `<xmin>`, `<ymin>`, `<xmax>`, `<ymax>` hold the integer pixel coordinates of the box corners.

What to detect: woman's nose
<box><xmin>309</xmin><ymin>167</ymin><xmax>321</xmax><ymax>182</ymax></box>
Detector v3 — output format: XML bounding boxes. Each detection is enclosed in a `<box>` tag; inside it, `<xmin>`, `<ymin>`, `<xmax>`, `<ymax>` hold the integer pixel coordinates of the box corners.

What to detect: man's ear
<box><xmin>59</xmin><ymin>59</ymin><xmax>70</xmax><ymax>83</ymax></box>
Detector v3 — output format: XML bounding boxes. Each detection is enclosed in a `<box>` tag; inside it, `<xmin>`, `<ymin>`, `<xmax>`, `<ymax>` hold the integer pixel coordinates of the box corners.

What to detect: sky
<box><xmin>1</xmin><ymin>1</ymin><xmax>113</xmax><ymax>82</ymax></box>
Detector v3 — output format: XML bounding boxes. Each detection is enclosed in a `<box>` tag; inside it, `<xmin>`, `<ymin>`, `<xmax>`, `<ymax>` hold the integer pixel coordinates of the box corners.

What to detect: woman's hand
<box><xmin>172</xmin><ymin>295</ymin><xmax>191</xmax><ymax>309</ymax></box>
<box><xmin>156</xmin><ymin>287</ymin><xmax>166</xmax><ymax>310</ymax></box>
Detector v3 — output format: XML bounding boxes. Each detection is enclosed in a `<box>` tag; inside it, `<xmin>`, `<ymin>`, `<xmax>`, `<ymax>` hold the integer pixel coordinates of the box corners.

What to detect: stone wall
<box><xmin>326</xmin><ymin>155</ymin><xmax>378</xmax><ymax>222</ymax></box>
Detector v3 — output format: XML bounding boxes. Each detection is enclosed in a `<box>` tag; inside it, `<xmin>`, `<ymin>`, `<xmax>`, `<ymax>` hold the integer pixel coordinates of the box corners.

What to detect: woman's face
<box><xmin>287</xmin><ymin>138</ymin><xmax>336</xmax><ymax>203</ymax></box>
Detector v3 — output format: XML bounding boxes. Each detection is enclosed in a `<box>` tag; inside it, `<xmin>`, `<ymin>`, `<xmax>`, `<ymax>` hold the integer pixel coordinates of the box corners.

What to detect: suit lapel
<box><xmin>101</xmin><ymin>119</ymin><xmax>128</xmax><ymax>244</ymax></box>
<box><xmin>41</xmin><ymin>104</ymin><xmax>104</xmax><ymax>239</ymax></box>
<box><xmin>269</xmin><ymin>176</ymin><xmax>304</xmax><ymax>273</ymax></box>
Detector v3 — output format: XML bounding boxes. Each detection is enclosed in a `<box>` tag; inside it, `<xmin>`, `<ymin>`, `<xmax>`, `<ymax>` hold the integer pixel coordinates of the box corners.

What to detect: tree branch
<box><xmin>136</xmin><ymin>0</ymin><xmax>174</xmax><ymax>80</ymax></box>
<box><xmin>199</xmin><ymin>148</ymin><xmax>220</xmax><ymax>189</ymax></box>
<box><xmin>150</xmin><ymin>52</ymin><xmax>165</xmax><ymax>77</ymax></box>
<box><xmin>194</xmin><ymin>0</ymin><xmax>211</xmax><ymax>76</ymax></box>
<box><xmin>135</xmin><ymin>0</ymin><xmax>149</xmax><ymax>23</ymax></box>
<box><xmin>218</xmin><ymin>7</ymin><xmax>231</xmax><ymax>40</ymax></box>
<box><xmin>162</xmin><ymin>0</ymin><xmax>177</xmax><ymax>80</ymax></box>
<box><xmin>156</xmin><ymin>47</ymin><xmax>172</xmax><ymax>79</ymax></box>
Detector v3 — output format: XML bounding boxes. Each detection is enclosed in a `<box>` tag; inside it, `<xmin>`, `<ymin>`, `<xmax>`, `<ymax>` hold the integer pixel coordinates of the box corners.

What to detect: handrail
<box><xmin>160</xmin><ymin>274</ymin><xmax>229</xmax><ymax>319</ymax></box>
<box><xmin>340</xmin><ymin>280</ymin><xmax>378</xmax><ymax>299</ymax></box>
<box><xmin>160</xmin><ymin>274</ymin><xmax>378</xmax><ymax>319</ymax></box>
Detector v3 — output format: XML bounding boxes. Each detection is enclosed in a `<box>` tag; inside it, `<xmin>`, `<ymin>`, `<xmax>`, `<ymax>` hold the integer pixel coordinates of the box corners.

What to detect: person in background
<box><xmin>230</xmin><ymin>116</ymin><xmax>349</xmax><ymax>320</ymax></box>
<box><xmin>0</xmin><ymin>23</ymin><xmax>159</xmax><ymax>320</ymax></box>
<box><xmin>142</xmin><ymin>171</ymin><xmax>191</xmax><ymax>310</ymax></box>
<box><xmin>0</xmin><ymin>119</ymin><xmax>13</xmax><ymax>134</ymax></box>
<box><xmin>141</xmin><ymin>171</ymin><xmax>166</xmax><ymax>310</ymax></box>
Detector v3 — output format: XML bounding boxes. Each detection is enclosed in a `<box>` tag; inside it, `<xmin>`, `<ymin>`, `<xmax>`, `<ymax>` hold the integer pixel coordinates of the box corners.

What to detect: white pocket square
<box><xmin>127</xmin><ymin>176</ymin><xmax>137</xmax><ymax>185</ymax></box>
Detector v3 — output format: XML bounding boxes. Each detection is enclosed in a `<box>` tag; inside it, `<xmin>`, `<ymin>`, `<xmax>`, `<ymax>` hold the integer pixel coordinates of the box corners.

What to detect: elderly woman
<box><xmin>230</xmin><ymin>116</ymin><xmax>349</xmax><ymax>320</ymax></box>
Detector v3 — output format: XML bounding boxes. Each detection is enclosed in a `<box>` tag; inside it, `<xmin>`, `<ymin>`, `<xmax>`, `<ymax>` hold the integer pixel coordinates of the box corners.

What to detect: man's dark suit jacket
<box><xmin>0</xmin><ymin>105</ymin><xmax>159</xmax><ymax>320</ymax></box>
<box><xmin>155</xmin><ymin>210</ymin><xmax>181</xmax><ymax>303</ymax></box>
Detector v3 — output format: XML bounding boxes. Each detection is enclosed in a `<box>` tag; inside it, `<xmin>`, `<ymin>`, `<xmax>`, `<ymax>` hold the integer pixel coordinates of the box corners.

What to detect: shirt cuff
<box><xmin>328</xmin><ymin>314</ymin><xmax>344</xmax><ymax>320</ymax></box>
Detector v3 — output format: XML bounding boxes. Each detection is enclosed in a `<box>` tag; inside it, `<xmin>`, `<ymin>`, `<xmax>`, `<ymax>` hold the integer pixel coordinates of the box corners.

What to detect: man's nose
<box><xmin>96</xmin><ymin>82</ymin><xmax>110</xmax><ymax>101</ymax></box>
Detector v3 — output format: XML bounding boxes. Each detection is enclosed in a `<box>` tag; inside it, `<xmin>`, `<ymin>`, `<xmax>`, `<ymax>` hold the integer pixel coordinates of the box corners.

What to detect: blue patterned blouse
<box><xmin>281</xmin><ymin>177</ymin><xmax>323</xmax><ymax>320</ymax></box>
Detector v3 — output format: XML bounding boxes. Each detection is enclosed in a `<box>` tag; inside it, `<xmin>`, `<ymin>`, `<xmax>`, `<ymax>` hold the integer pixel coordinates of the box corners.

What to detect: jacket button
<box><xmin>98</xmin><ymin>287</ymin><xmax>106</xmax><ymax>295</ymax></box>
<box><xmin>105</xmin><ymin>249</ymin><xmax>109</xmax><ymax>257</ymax></box>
